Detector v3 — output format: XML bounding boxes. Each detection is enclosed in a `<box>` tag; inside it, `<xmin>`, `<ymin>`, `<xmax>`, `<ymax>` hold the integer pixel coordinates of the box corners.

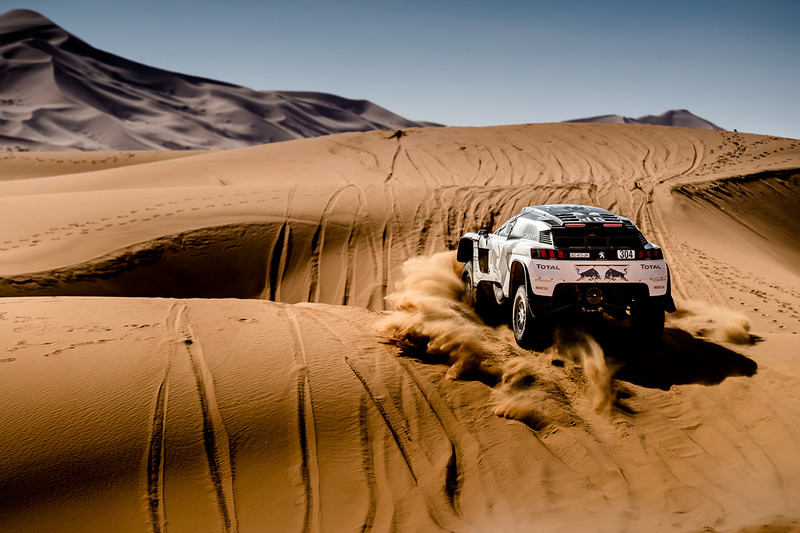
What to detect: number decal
<box><xmin>617</xmin><ymin>249</ymin><xmax>634</xmax><ymax>260</ymax></box>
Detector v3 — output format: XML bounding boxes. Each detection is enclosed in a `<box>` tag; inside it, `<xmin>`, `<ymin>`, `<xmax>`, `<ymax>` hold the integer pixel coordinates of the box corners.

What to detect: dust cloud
<box><xmin>377</xmin><ymin>251</ymin><xmax>492</xmax><ymax>380</ymax></box>
<box><xmin>379</xmin><ymin>253</ymin><xmax>753</xmax><ymax>430</ymax></box>
<box><xmin>552</xmin><ymin>328</ymin><xmax>613</xmax><ymax>414</ymax></box>
<box><xmin>378</xmin><ymin>251</ymin><xmax>614</xmax><ymax>423</ymax></box>
<box><xmin>666</xmin><ymin>299</ymin><xmax>753</xmax><ymax>344</ymax></box>
<box><xmin>492</xmin><ymin>358</ymin><xmax>578</xmax><ymax>429</ymax></box>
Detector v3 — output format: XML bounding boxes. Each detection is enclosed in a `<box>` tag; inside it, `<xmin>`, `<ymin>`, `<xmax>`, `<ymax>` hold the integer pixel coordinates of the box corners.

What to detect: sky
<box><xmin>11</xmin><ymin>0</ymin><xmax>800</xmax><ymax>139</ymax></box>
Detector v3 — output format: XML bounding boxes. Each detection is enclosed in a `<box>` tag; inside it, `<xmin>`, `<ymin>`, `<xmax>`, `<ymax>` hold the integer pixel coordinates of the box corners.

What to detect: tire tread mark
<box><xmin>268</xmin><ymin>222</ymin><xmax>287</xmax><ymax>302</ymax></box>
<box><xmin>296</xmin><ymin>371</ymin><xmax>314</xmax><ymax>532</ymax></box>
<box><xmin>342</xmin><ymin>221</ymin><xmax>357</xmax><ymax>306</ymax></box>
<box><xmin>344</xmin><ymin>356</ymin><xmax>419</xmax><ymax>483</ymax></box>
<box><xmin>312</xmin><ymin>308</ymin><xmax>494</xmax><ymax>529</ymax></box>
<box><xmin>286</xmin><ymin>309</ymin><xmax>379</xmax><ymax>530</ymax></box>
<box><xmin>145</xmin><ymin>301</ymin><xmax>181</xmax><ymax>533</ymax></box>
<box><xmin>288</xmin><ymin>302</ymin><xmax>500</xmax><ymax>531</ymax></box>
<box><xmin>358</xmin><ymin>399</ymin><xmax>378</xmax><ymax>532</ymax></box>
<box><xmin>146</xmin><ymin>380</ymin><xmax>168</xmax><ymax>533</ymax></box>
<box><xmin>177</xmin><ymin>304</ymin><xmax>239</xmax><ymax>533</ymax></box>
<box><xmin>283</xmin><ymin>308</ymin><xmax>317</xmax><ymax>532</ymax></box>
<box><xmin>307</xmin><ymin>223</ymin><xmax>322</xmax><ymax>302</ymax></box>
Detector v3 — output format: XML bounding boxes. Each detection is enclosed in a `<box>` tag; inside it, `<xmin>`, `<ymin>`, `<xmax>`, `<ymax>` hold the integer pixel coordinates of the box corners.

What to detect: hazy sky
<box><xmin>14</xmin><ymin>0</ymin><xmax>800</xmax><ymax>139</ymax></box>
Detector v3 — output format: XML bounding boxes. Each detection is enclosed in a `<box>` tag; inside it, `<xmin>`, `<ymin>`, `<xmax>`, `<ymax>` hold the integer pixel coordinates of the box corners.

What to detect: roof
<box><xmin>520</xmin><ymin>204</ymin><xmax>635</xmax><ymax>227</ymax></box>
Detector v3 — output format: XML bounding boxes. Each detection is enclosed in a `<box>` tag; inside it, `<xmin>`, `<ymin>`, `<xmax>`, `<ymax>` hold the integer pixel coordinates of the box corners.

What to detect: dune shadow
<box><xmin>584</xmin><ymin>324</ymin><xmax>758</xmax><ymax>390</ymax></box>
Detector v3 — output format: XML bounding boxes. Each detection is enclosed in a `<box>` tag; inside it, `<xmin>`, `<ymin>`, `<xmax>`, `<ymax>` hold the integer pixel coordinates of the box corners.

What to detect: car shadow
<box><xmin>584</xmin><ymin>324</ymin><xmax>758</xmax><ymax>390</ymax></box>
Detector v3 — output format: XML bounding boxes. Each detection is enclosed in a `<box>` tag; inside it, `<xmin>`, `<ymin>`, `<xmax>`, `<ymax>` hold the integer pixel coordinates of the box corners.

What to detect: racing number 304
<box><xmin>617</xmin><ymin>249</ymin><xmax>635</xmax><ymax>260</ymax></box>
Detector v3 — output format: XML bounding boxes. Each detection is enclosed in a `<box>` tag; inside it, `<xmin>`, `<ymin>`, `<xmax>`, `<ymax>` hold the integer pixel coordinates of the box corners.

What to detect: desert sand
<box><xmin>1</xmin><ymin>123</ymin><xmax>800</xmax><ymax>532</ymax></box>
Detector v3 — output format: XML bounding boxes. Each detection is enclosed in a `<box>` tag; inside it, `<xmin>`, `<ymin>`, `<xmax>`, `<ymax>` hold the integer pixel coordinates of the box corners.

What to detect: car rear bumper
<box><xmin>527</xmin><ymin>258</ymin><xmax>669</xmax><ymax>298</ymax></box>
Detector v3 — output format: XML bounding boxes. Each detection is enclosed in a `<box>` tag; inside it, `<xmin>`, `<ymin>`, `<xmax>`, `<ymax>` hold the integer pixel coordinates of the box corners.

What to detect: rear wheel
<box><xmin>512</xmin><ymin>285</ymin><xmax>553</xmax><ymax>350</ymax></box>
<box><xmin>462</xmin><ymin>262</ymin><xmax>501</xmax><ymax>325</ymax></box>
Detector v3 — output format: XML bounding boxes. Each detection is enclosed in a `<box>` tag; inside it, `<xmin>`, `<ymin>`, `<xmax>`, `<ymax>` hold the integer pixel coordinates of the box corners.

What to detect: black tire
<box><xmin>630</xmin><ymin>302</ymin><xmax>665</xmax><ymax>342</ymax></box>
<box><xmin>512</xmin><ymin>284</ymin><xmax>553</xmax><ymax>350</ymax></box>
<box><xmin>462</xmin><ymin>262</ymin><xmax>501</xmax><ymax>325</ymax></box>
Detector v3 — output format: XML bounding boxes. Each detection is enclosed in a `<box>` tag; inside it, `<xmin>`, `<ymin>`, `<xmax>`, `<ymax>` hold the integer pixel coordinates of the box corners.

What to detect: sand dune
<box><xmin>566</xmin><ymin>109</ymin><xmax>726</xmax><ymax>130</ymax></box>
<box><xmin>1</xmin><ymin>122</ymin><xmax>800</xmax><ymax>532</ymax></box>
<box><xmin>1</xmin><ymin>124</ymin><xmax>799</xmax><ymax>315</ymax></box>
<box><xmin>0</xmin><ymin>9</ymin><xmax>437</xmax><ymax>152</ymax></box>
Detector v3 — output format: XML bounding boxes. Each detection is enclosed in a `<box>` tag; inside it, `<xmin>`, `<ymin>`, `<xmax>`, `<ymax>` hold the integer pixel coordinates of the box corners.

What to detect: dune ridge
<box><xmin>1</xmin><ymin>124</ymin><xmax>798</xmax><ymax>319</ymax></box>
<box><xmin>566</xmin><ymin>109</ymin><xmax>726</xmax><ymax>130</ymax></box>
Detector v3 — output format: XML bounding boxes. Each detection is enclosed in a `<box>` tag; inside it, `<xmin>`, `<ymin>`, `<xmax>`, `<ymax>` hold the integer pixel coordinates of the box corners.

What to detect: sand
<box><xmin>1</xmin><ymin>123</ymin><xmax>800</xmax><ymax>532</ymax></box>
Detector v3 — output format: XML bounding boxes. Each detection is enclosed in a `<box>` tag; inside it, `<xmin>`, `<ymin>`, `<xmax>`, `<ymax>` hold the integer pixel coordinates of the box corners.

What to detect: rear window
<box><xmin>552</xmin><ymin>227</ymin><xmax>643</xmax><ymax>249</ymax></box>
<box><xmin>509</xmin><ymin>217</ymin><xmax>540</xmax><ymax>240</ymax></box>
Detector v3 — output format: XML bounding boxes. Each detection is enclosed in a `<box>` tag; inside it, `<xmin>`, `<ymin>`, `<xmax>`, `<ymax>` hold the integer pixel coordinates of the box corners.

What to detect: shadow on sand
<box><xmin>586</xmin><ymin>325</ymin><xmax>758</xmax><ymax>391</ymax></box>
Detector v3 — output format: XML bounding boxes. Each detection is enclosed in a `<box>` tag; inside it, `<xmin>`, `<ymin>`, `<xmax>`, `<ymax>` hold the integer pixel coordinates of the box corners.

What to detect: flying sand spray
<box><xmin>378</xmin><ymin>252</ymin><xmax>752</xmax><ymax>427</ymax></box>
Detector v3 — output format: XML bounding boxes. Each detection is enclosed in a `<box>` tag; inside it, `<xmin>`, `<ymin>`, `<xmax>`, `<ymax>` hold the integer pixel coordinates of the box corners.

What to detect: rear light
<box><xmin>603</xmin><ymin>223</ymin><xmax>622</xmax><ymax>227</ymax></box>
<box><xmin>565</xmin><ymin>223</ymin><xmax>585</xmax><ymax>227</ymax></box>
<box><xmin>531</xmin><ymin>249</ymin><xmax>565</xmax><ymax>259</ymax></box>
<box><xmin>637</xmin><ymin>249</ymin><xmax>663</xmax><ymax>259</ymax></box>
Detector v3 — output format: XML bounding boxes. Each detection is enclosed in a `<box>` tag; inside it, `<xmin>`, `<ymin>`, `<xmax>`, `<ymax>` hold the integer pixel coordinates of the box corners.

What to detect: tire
<box><xmin>512</xmin><ymin>284</ymin><xmax>553</xmax><ymax>350</ymax></box>
<box><xmin>462</xmin><ymin>262</ymin><xmax>501</xmax><ymax>325</ymax></box>
<box><xmin>630</xmin><ymin>302</ymin><xmax>665</xmax><ymax>342</ymax></box>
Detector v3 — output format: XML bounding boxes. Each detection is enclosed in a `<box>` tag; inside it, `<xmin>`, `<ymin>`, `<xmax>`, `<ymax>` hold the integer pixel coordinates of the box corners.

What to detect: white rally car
<box><xmin>457</xmin><ymin>204</ymin><xmax>675</xmax><ymax>348</ymax></box>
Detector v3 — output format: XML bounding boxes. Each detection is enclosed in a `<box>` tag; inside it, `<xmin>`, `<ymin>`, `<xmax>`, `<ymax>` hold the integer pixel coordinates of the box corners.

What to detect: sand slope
<box><xmin>1</xmin><ymin>124</ymin><xmax>799</xmax><ymax>324</ymax></box>
<box><xmin>1</xmin><ymin>123</ymin><xmax>800</xmax><ymax>531</ymax></box>
<box><xmin>2</xmin><ymin>296</ymin><xmax>799</xmax><ymax>532</ymax></box>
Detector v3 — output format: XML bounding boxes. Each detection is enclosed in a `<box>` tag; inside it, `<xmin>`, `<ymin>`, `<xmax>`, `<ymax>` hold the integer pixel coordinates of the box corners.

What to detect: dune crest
<box><xmin>566</xmin><ymin>108</ymin><xmax>725</xmax><ymax>130</ymax></box>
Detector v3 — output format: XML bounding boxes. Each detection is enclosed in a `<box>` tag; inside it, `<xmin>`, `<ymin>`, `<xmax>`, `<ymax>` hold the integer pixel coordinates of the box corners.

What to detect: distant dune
<box><xmin>0</xmin><ymin>9</ymin><xmax>438</xmax><ymax>151</ymax></box>
<box><xmin>566</xmin><ymin>109</ymin><xmax>725</xmax><ymax>130</ymax></box>
<box><xmin>1</xmin><ymin>9</ymin><xmax>731</xmax><ymax>154</ymax></box>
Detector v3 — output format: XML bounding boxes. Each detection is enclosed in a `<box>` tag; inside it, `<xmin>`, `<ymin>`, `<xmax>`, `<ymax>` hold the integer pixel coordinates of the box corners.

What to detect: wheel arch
<box><xmin>508</xmin><ymin>260</ymin><xmax>530</xmax><ymax>299</ymax></box>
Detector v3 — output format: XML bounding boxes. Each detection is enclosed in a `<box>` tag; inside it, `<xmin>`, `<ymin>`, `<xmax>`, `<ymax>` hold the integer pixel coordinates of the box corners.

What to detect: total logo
<box><xmin>640</xmin><ymin>264</ymin><xmax>662</xmax><ymax>270</ymax></box>
<box><xmin>536</xmin><ymin>264</ymin><xmax>560</xmax><ymax>270</ymax></box>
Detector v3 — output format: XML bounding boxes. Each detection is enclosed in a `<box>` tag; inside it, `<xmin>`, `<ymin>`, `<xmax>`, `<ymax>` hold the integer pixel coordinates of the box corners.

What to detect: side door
<box><xmin>489</xmin><ymin>215</ymin><xmax>518</xmax><ymax>284</ymax></box>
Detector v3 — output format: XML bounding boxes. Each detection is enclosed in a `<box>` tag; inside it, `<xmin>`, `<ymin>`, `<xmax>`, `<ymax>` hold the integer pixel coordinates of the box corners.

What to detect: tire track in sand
<box><xmin>145</xmin><ymin>301</ymin><xmax>182</xmax><ymax>533</ymax></box>
<box><xmin>175</xmin><ymin>303</ymin><xmax>239</xmax><ymax>533</ymax></box>
<box><xmin>308</xmin><ymin>184</ymin><xmax>363</xmax><ymax>304</ymax></box>
<box><xmin>308</xmin><ymin>307</ymin><xmax>487</xmax><ymax>530</ymax></box>
<box><xmin>283</xmin><ymin>307</ymin><xmax>319</xmax><ymax>533</ymax></box>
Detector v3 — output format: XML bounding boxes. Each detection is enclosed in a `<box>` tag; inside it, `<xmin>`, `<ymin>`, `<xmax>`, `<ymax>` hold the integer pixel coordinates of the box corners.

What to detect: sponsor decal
<box><xmin>534</xmin><ymin>285</ymin><xmax>549</xmax><ymax>291</ymax></box>
<box><xmin>605</xmin><ymin>267</ymin><xmax>628</xmax><ymax>280</ymax></box>
<box><xmin>537</xmin><ymin>264</ymin><xmax>560</xmax><ymax>270</ymax></box>
<box><xmin>654</xmin><ymin>285</ymin><xmax>665</xmax><ymax>290</ymax></box>
<box><xmin>575</xmin><ymin>265</ymin><xmax>629</xmax><ymax>282</ymax></box>
<box><xmin>570</xmin><ymin>252</ymin><xmax>590</xmax><ymax>258</ymax></box>
<box><xmin>640</xmin><ymin>264</ymin><xmax>662</xmax><ymax>270</ymax></box>
<box><xmin>577</xmin><ymin>267</ymin><xmax>601</xmax><ymax>281</ymax></box>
